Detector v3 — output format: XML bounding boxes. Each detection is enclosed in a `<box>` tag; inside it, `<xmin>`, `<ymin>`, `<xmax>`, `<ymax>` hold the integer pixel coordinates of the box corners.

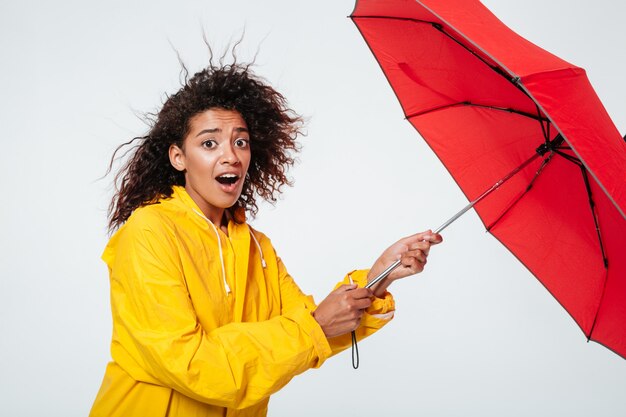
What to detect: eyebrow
<box><xmin>195</xmin><ymin>127</ymin><xmax>249</xmax><ymax>137</ymax></box>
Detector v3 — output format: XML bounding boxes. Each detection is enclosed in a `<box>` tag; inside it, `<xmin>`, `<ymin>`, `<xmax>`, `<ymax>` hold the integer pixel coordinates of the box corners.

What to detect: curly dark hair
<box><xmin>107</xmin><ymin>62</ymin><xmax>303</xmax><ymax>231</ymax></box>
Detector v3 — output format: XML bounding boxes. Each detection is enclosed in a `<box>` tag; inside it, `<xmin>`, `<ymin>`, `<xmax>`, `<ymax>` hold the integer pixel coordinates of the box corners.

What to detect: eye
<box><xmin>202</xmin><ymin>139</ymin><xmax>217</xmax><ymax>149</ymax></box>
<box><xmin>234</xmin><ymin>138</ymin><xmax>249</xmax><ymax>148</ymax></box>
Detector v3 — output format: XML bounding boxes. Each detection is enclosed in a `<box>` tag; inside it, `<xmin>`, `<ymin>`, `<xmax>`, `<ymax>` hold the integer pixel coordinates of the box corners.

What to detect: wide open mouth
<box><xmin>216</xmin><ymin>174</ymin><xmax>240</xmax><ymax>185</ymax></box>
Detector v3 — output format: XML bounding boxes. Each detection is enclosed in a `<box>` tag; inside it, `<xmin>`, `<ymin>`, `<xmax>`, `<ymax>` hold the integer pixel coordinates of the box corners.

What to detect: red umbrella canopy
<box><xmin>351</xmin><ymin>0</ymin><xmax>626</xmax><ymax>357</ymax></box>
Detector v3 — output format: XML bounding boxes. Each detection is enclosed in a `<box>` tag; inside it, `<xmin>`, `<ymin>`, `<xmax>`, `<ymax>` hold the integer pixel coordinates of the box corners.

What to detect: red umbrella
<box><xmin>351</xmin><ymin>0</ymin><xmax>626</xmax><ymax>358</ymax></box>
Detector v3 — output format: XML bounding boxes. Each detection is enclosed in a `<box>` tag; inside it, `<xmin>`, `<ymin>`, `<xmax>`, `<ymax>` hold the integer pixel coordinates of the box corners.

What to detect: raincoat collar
<box><xmin>170</xmin><ymin>185</ymin><xmax>247</xmax><ymax>228</ymax></box>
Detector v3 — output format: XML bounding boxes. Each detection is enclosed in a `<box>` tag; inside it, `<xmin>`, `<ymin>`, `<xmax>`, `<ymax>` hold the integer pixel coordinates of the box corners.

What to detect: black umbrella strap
<box><xmin>351</xmin><ymin>330</ymin><xmax>360</xmax><ymax>369</ymax></box>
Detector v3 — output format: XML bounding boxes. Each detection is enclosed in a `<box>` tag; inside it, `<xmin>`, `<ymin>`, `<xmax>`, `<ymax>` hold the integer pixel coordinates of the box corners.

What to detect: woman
<box><xmin>91</xmin><ymin>62</ymin><xmax>441</xmax><ymax>416</ymax></box>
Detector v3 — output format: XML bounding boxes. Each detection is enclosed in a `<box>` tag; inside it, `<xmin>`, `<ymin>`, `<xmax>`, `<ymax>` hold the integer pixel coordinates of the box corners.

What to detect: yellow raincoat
<box><xmin>91</xmin><ymin>186</ymin><xmax>394</xmax><ymax>417</ymax></box>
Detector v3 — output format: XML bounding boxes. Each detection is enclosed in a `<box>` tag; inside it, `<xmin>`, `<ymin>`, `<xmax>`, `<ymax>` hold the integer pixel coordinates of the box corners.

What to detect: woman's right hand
<box><xmin>312</xmin><ymin>284</ymin><xmax>373</xmax><ymax>338</ymax></box>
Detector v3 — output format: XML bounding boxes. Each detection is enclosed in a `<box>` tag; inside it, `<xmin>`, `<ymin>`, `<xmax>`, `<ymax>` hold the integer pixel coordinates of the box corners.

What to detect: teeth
<box><xmin>216</xmin><ymin>174</ymin><xmax>239</xmax><ymax>185</ymax></box>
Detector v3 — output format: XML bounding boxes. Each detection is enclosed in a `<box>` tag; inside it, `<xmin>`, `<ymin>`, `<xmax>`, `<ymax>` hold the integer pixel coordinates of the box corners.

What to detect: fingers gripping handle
<box><xmin>365</xmin><ymin>223</ymin><xmax>446</xmax><ymax>290</ymax></box>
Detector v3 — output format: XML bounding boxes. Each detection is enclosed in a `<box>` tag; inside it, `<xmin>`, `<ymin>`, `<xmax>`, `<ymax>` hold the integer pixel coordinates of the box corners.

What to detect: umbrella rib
<box><xmin>485</xmin><ymin>153</ymin><xmax>554</xmax><ymax>232</ymax></box>
<box><xmin>405</xmin><ymin>101</ymin><xmax>548</xmax><ymax>122</ymax></box>
<box><xmin>552</xmin><ymin>149</ymin><xmax>581</xmax><ymax>165</ymax></box>
<box><xmin>552</xmin><ymin>148</ymin><xmax>609</xmax><ymax>268</ymax></box>
<box><xmin>583</xmin><ymin>156</ymin><xmax>610</xmax><ymax>342</ymax></box>
<box><xmin>536</xmin><ymin>104</ymin><xmax>551</xmax><ymax>143</ymax></box>
<box><xmin>351</xmin><ymin>15</ymin><xmax>526</xmax><ymax>91</ymax></box>
<box><xmin>579</xmin><ymin>165</ymin><xmax>609</xmax><ymax>268</ymax></box>
<box><xmin>588</xmin><ymin>269</ymin><xmax>610</xmax><ymax>343</ymax></box>
<box><xmin>352</xmin><ymin>15</ymin><xmax>435</xmax><ymax>26</ymax></box>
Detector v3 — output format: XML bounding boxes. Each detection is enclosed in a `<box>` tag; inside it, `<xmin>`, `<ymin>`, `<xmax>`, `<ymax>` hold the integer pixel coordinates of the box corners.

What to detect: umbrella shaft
<box><xmin>366</xmin><ymin>152</ymin><xmax>542</xmax><ymax>289</ymax></box>
<box><xmin>433</xmin><ymin>201</ymin><xmax>474</xmax><ymax>234</ymax></box>
<box><xmin>365</xmin><ymin>260</ymin><xmax>401</xmax><ymax>289</ymax></box>
<box><xmin>436</xmin><ymin>151</ymin><xmax>542</xmax><ymax>233</ymax></box>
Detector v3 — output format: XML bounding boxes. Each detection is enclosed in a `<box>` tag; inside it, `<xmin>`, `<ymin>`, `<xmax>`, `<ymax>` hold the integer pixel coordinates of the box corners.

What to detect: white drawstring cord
<box><xmin>192</xmin><ymin>209</ymin><xmax>268</xmax><ymax>294</ymax></box>
<box><xmin>249</xmin><ymin>229</ymin><xmax>267</xmax><ymax>268</ymax></box>
<box><xmin>192</xmin><ymin>209</ymin><xmax>230</xmax><ymax>294</ymax></box>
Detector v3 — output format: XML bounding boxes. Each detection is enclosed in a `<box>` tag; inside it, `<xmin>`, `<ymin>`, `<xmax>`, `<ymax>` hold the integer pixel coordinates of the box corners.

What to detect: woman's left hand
<box><xmin>367</xmin><ymin>230</ymin><xmax>443</xmax><ymax>297</ymax></box>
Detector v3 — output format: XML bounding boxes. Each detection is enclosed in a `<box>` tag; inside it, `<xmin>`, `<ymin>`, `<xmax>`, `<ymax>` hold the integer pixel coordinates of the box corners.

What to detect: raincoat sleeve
<box><xmin>106</xmin><ymin>214</ymin><xmax>333</xmax><ymax>410</ymax></box>
<box><xmin>276</xmin><ymin>257</ymin><xmax>395</xmax><ymax>355</ymax></box>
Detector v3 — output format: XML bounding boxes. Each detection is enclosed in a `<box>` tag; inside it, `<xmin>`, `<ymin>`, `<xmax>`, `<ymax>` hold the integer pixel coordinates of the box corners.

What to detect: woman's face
<box><xmin>169</xmin><ymin>108</ymin><xmax>251</xmax><ymax>223</ymax></box>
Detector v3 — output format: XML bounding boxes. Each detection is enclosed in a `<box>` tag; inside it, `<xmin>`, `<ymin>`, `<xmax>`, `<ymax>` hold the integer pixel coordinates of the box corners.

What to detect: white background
<box><xmin>1</xmin><ymin>0</ymin><xmax>625</xmax><ymax>416</ymax></box>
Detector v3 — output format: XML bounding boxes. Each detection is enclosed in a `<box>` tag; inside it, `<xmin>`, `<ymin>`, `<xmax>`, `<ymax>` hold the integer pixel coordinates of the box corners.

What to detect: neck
<box><xmin>184</xmin><ymin>185</ymin><xmax>225</xmax><ymax>227</ymax></box>
<box><xmin>208</xmin><ymin>211</ymin><xmax>225</xmax><ymax>228</ymax></box>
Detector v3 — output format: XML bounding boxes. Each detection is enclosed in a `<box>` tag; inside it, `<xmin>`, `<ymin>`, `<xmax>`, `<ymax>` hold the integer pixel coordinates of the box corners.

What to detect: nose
<box><xmin>220</xmin><ymin>143</ymin><xmax>240</xmax><ymax>165</ymax></box>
